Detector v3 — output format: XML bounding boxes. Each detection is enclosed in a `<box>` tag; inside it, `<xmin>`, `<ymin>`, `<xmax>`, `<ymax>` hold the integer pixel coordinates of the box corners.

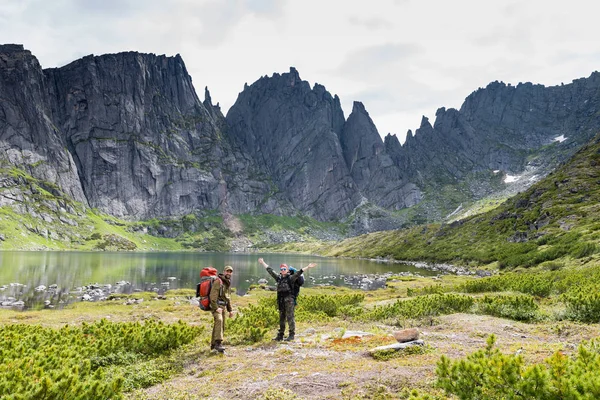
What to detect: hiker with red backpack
<box><xmin>258</xmin><ymin>257</ymin><xmax>317</xmax><ymax>341</ymax></box>
<box><xmin>196</xmin><ymin>265</ymin><xmax>234</xmax><ymax>352</ymax></box>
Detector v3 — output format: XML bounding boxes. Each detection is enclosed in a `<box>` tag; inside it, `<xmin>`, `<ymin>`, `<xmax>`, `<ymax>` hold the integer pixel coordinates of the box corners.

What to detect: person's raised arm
<box><xmin>302</xmin><ymin>263</ymin><xmax>317</xmax><ymax>272</ymax></box>
<box><xmin>291</xmin><ymin>263</ymin><xmax>317</xmax><ymax>283</ymax></box>
<box><xmin>259</xmin><ymin>258</ymin><xmax>278</xmax><ymax>280</ymax></box>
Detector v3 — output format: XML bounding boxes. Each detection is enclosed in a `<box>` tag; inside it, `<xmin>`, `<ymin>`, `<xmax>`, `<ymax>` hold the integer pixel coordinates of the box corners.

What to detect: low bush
<box><xmin>360</xmin><ymin>294</ymin><xmax>474</xmax><ymax>324</ymax></box>
<box><xmin>476</xmin><ymin>294</ymin><xmax>540</xmax><ymax>321</ymax></box>
<box><xmin>561</xmin><ymin>288</ymin><xmax>600</xmax><ymax>323</ymax></box>
<box><xmin>436</xmin><ymin>335</ymin><xmax>600</xmax><ymax>399</ymax></box>
<box><xmin>460</xmin><ymin>272</ymin><xmax>554</xmax><ymax>297</ymax></box>
<box><xmin>297</xmin><ymin>293</ymin><xmax>364</xmax><ymax>317</ymax></box>
<box><xmin>228</xmin><ymin>301</ymin><xmax>279</xmax><ymax>344</ymax></box>
<box><xmin>0</xmin><ymin>319</ymin><xmax>201</xmax><ymax>399</ymax></box>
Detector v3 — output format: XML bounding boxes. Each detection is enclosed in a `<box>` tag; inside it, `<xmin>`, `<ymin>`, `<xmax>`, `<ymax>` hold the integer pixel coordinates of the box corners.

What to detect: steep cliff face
<box><xmin>340</xmin><ymin>101</ymin><xmax>421</xmax><ymax>209</ymax></box>
<box><xmin>44</xmin><ymin>52</ymin><xmax>283</xmax><ymax>219</ymax></box>
<box><xmin>0</xmin><ymin>44</ymin><xmax>87</xmax><ymax>210</ymax></box>
<box><xmin>226</xmin><ymin>68</ymin><xmax>362</xmax><ymax>221</ymax></box>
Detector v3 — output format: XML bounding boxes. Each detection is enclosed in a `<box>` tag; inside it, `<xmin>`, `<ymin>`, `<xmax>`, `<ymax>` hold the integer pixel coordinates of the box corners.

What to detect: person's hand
<box><xmin>229</xmin><ymin>311</ymin><xmax>234</xmax><ymax>318</ymax></box>
<box><xmin>305</xmin><ymin>263</ymin><xmax>317</xmax><ymax>270</ymax></box>
<box><xmin>216</xmin><ymin>308</ymin><xmax>223</xmax><ymax>314</ymax></box>
<box><xmin>258</xmin><ymin>258</ymin><xmax>268</xmax><ymax>268</ymax></box>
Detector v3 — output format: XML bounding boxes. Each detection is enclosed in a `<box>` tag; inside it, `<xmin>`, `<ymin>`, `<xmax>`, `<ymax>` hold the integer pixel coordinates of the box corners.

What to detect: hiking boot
<box><xmin>210</xmin><ymin>343</ymin><xmax>215</xmax><ymax>350</ymax></box>
<box><xmin>214</xmin><ymin>341</ymin><xmax>225</xmax><ymax>353</ymax></box>
<box><xmin>284</xmin><ymin>334</ymin><xmax>295</xmax><ymax>342</ymax></box>
<box><xmin>273</xmin><ymin>333</ymin><xmax>284</xmax><ymax>341</ymax></box>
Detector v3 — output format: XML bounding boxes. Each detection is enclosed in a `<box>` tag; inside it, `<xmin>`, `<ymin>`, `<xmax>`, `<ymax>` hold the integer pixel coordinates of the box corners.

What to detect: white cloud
<box><xmin>1</xmin><ymin>0</ymin><xmax>599</xmax><ymax>144</ymax></box>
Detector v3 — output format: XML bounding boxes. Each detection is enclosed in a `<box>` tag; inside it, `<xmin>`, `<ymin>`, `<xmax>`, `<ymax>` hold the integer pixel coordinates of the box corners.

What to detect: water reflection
<box><xmin>0</xmin><ymin>251</ymin><xmax>438</xmax><ymax>310</ymax></box>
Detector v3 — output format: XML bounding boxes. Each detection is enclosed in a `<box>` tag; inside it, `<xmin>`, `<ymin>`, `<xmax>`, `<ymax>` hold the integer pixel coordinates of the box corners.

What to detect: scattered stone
<box><xmin>303</xmin><ymin>328</ymin><xmax>317</xmax><ymax>336</ymax></box>
<box><xmin>369</xmin><ymin>340</ymin><xmax>424</xmax><ymax>355</ymax></box>
<box><xmin>393</xmin><ymin>328</ymin><xmax>419</xmax><ymax>343</ymax></box>
<box><xmin>342</xmin><ymin>330</ymin><xmax>374</xmax><ymax>339</ymax></box>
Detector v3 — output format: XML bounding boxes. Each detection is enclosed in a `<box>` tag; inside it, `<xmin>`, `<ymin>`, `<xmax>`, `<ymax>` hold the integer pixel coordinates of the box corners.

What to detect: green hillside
<box><xmin>322</xmin><ymin>133</ymin><xmax>600</xmax><ymax>270</ymax></box>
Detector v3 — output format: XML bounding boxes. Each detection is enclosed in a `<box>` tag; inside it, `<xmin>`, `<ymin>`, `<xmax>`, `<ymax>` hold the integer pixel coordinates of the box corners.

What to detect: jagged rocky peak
<box><xmin>203</xmin><ymin>86</ymin><xmax>223</xmax><ymax>120</ymax></box>
<box><xmin>340</xmin><ymin>101</ymin><xmax>421</xmax><ymax>210</ymax></box>
<box><xmin>204</xmin><ymin>86</ymin><xmax>213</xmax><ymax>105</ymax></box>
<box><xmin>415</xmin><ymin>116</ymin><xmax>433</xmax><ymax>135</ymax></box>
<box><xmin>384</xmin><ymin>132</ymin><xmax>401</xmax><ymax>148</ymax></box>
<box><xmin>340</xmin><ymin>101</ymin><xmax>384</xmax><ymax>167</ymax></box>
<box><xmin>383</xmin><ymin>133</ymin><xmax>403</xmax><ymax>164</ymax></box>
<box><xmin>226</xmin><ymin>67</ymin><xmax>360</xmax><ymax>221</ymax></box>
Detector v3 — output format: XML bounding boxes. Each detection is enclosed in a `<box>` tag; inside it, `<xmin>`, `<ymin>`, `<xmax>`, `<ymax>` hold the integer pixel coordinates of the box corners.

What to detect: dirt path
<box><xmin>129</xmin><ymin>314</ymin><xmax>600</xmax><ymax>399</ymax></box>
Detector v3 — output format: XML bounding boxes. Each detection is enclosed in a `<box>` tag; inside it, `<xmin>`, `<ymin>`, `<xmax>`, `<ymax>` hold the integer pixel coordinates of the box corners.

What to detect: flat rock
<box><xmin>342</xmin><ymin>330</ymin><xmax>374</xmax><ymax>339</ymax></box>
<box><xmin>369</xmin><ymin>340</ymin><xmax>424</xmax><ymax>354</ymax></box>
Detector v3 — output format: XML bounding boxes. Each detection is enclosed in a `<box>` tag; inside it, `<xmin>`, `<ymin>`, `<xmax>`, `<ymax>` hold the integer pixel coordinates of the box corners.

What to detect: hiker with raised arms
<box><xmin>258</xmin><ymin>257</ymin><xmax>317</xmax><ymax>341</ymax></box>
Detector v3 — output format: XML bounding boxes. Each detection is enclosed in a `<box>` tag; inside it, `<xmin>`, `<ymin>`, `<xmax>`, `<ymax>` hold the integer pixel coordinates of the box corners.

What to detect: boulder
<box><xmin>393</xmin><ymin>328</ymin><xmax>420</xmax><ymax>343</ymax></box>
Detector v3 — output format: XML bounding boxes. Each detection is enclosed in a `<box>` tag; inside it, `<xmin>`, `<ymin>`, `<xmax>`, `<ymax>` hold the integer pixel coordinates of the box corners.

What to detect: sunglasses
<box><xmin>280</xmin><ymin>267</ymin><xmax>288</xmax><ymax>271</ymax></box>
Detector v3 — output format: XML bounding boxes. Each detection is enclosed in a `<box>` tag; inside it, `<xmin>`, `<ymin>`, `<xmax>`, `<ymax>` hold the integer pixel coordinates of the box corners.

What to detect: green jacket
<box><xmin>209</xmin><ymin>274</ymin><xmax>232</xmax><ymax>312</ymax></box>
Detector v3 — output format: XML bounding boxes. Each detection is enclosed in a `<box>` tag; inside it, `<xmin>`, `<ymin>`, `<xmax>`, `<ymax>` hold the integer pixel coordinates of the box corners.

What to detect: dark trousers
<box><xmin>278</xmin><ymin>296</ymin><xmax>295</xmax><ymax>335</ymax></box>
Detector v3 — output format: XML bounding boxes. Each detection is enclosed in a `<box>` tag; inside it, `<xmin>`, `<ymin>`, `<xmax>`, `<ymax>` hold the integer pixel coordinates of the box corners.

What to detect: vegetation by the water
<box><xmin>3</xmin><ymin>261</ymin><xmax>600</xmax><ymax>398</ymax></box>
<box><xmin>321</xmin><ymin>134</ymin><xmax>600</xmax><ymax>270</ymax></box>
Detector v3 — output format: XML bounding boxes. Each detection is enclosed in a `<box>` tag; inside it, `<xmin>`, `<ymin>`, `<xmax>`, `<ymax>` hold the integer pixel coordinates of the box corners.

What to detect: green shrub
<box><xmin>562</xmin><ymin>288</ymin><xmax>600</xmax><ymax>323</ymax></box>
<box><xmin>407</xmin><ymin>284</ymin><xmax>446</xmax><ymax>297</ymax></box>
<box><xmin>0</xmin><ymin>320</ymin><xmax>201</xmax><ymax>399</ymax></box>
<box><xmin>476</xmin><ymin>294</ymin><xmax>540</xmax><ymax>321</ymax></box>
<box><xmin>297</xmin><ymin>293</ymin><xmax>364</xmax><ymax>317</ymax></box>
<box><xmin>460</xmin><ymin>272</ymin><xmax>554</xmax><ymax>297</ymax></box>
<box><xmin>361</xmin><ymin>294</ymin><xmax>474</xmax><ymax>323</ymax></box>
<box><xmin>437</xmin><ymin>335</ymin><xmax>600</xmax><ymax>399</ymax></box>
<box><xmin>228</xmin><ymin>301</ymin><xmax>279</xmax><ymax>344</ymax></box>
<box><xmin>570</xmin><ymin>242</ymin><xmax>598</xmax><ymax>258</ymax></box>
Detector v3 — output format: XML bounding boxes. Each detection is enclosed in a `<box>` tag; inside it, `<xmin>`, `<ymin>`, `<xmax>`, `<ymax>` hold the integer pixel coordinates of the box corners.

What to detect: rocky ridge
<box><xmin>1</xmin><ymin>44</ymin><xmax>600</xmax><ymax>244</ymax></box>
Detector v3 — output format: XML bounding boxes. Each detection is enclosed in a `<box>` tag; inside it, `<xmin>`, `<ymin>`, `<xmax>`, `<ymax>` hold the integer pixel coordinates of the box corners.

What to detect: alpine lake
<box><xmin>0</xmin><ymin>251</ymin><xmax>438</xmax><ymax>310</ymax></box>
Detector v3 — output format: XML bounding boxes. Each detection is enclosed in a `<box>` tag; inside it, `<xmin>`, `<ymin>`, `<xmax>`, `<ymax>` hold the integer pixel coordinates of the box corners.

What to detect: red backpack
<box><xmin>195</xmin><ymin>267</ymin><xmax>222</xmax><ymax>311</ymax></box>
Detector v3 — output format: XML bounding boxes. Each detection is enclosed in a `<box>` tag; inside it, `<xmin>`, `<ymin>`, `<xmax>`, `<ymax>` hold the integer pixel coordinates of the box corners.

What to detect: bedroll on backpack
<box><xmin>289</xmin><ymin>267</ymin><xmax>305</xmax><ymax>302</ymax></box>
<box><xmin>196</xmin><ymin>267</ymin><xmax>219</xmax><ymax>311</ymax></box>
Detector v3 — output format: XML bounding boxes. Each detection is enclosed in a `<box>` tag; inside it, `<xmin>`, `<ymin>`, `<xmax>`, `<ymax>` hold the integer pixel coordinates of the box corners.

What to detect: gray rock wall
<box><xmin>0</xmin><ymin>44</ymin><xmax>87</xmax><ymax>206</ymax></box>
<box><xmin>226</xmin><ymin>68</ymin><xmax>362</xmax><ymax>221</ymax></box>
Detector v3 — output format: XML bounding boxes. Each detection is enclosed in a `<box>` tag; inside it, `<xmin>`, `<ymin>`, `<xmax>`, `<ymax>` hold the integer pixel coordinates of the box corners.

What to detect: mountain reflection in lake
<box><xmin>0</xmin><ymin>251</ymin><xmax>438</xmax><ymax>310</ymax></box>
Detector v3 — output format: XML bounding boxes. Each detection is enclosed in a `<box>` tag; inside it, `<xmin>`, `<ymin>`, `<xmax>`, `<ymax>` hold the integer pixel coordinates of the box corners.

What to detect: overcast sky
<box><xmin>2</xmin><ymin>0</ymin><xmax>599</xmax><ymax>143</ymax></box>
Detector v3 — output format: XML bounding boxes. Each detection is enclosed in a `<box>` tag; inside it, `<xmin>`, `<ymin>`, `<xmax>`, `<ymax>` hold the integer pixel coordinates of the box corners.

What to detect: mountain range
<box><xmin>1</xmin><ymin>44</ymin><xmax>599</xmax><ymax>248</ymax></box>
